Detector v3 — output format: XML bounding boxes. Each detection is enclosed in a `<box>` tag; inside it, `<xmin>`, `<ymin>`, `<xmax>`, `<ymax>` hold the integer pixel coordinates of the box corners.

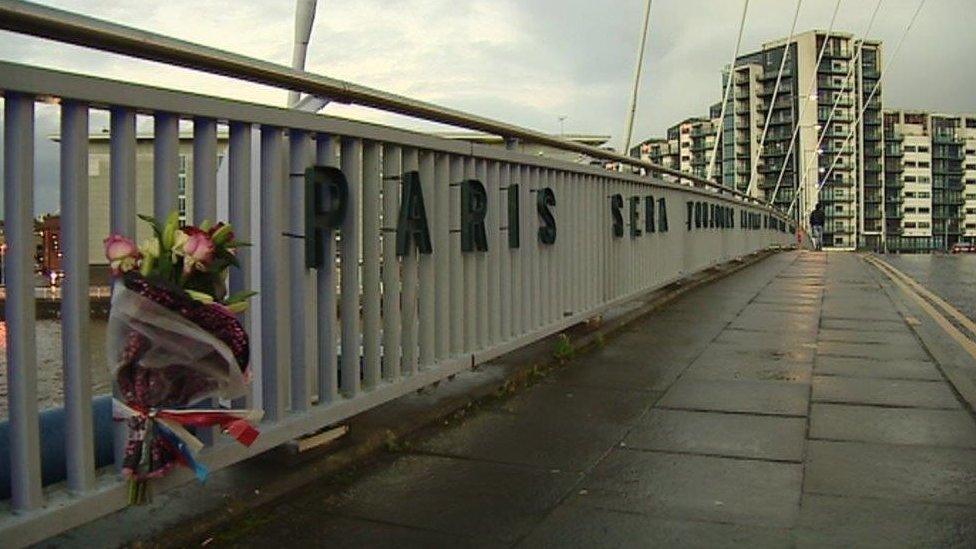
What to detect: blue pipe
<box><xmin>0</xmin><ymin>395</ymin><xmax>115</xmax><ymax>499</ymax></box>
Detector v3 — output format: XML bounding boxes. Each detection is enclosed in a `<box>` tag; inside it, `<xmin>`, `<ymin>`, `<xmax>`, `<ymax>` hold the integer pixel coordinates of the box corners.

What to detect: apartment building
<box><xmin>718</xmin><ymin>30</ymin><xmax>883</xmax><ymax>249</ymax></box>
<box><xmin>882</xmin><ymin>110</ymin><xmax>975</xmax><ymax>251</ymax></box>
<box><xmin>629</xmin><ymin>105</ymin><xmax>722</xmax><ymax>184</ymax></box>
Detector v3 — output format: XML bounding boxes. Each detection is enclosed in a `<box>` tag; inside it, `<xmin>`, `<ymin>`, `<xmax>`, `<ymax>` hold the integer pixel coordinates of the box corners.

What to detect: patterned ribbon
<box><xmin>113</xmin><ymin>400</ymin><xmax>263</xmax><ymax>481</ymax></box>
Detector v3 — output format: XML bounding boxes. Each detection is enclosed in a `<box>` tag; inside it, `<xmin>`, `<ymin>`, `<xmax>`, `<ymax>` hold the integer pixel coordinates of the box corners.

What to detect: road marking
<box><xmin>868</xmin><ymin>255</ymin><xmax>976</xmax><ymax>337</ymax></box>
<box><xmin>864</xmin><ymin>255</ymin><xmax>976</xmax><ymax>364</ymax></box>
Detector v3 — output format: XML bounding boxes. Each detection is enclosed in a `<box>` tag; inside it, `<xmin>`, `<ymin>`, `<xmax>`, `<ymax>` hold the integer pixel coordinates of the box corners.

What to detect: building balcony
<box><xmin>884</xmin><ymin>145</ymin><xmax>903</xmax><ymax>157</ymax></box>
<box><xmin>864</xmin><ymin>161</ymin><xmax>882</xmax><ymax>173</ymax></box>
<box><xmin>822</xmin><ymin>47</ymin><xmax>850</xmax><ymax>60</ymax></box>
<box><xmin>933</xmin><ymin>132</ymin><xmax>959</xmax><ymax>144</ymax></box>
<box><xmin>819</xmin><ymin>94</ymin><xmax>852</xmax><ymax>107</ymax></box>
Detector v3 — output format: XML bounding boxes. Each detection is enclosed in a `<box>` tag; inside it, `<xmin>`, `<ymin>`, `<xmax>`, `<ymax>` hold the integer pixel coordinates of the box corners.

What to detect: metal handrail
<box><xmin>0</xmin><ymin>0</ymin><xmax>782</xmax><ymax>214</ymax></box>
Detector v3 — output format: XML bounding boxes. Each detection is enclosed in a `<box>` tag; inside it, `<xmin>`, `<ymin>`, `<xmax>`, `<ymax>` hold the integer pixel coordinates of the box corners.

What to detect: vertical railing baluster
<box><xmin>530</xmin><ymin>167</ymin><xmax>541</xmax><ymax>329</ymax></box>
<box><xmin>434</xmin><ymin>153</ymin><xmax>451</xmax><ymax>359</ymax></box>
<box><xmin>487</xmin><ymin>161</ymin><xmax>501</xmax><ymax>343</ymax></box>
<box><xmin>340</xmin><ymin>138</ymin><xmax>363</xmax><ymax>395</ymax></box>
<box><xmin>475</xmin><ymin>159</ymin><xmax>489</xmax><ymax>348</ymax></box>
<box><xmin>60</xmin><ymin>100</ymin><xmax>95</xmax><ymax>493</ymax></box>
<box><xmin>499</xmin><ymin>163</ymin><xmax>512</xmax><ymax>339</ymax></box>
<box><xmin>418</xmin><ymin>151</ymin><xmax>436</xmax><ymax>366</ymax></box>
<box><xmin>153</xmin><ymin>112</ymin><xmax>179</xmax><ymax>219</ymax></box>
<box><xmin>228</xmin><ymin>122</ymin><xmax>253</xmax><ymax>408</ymax></box>
<box><xmin>540</xmin><ymin>169</ymin><xmax>552</xmax><ymax>325</ymax></box>
<box><xmin>4</xmin><ymin>93</ymin><xmax>42</xmax><ymax>510</ymax></box>
<box><xmin>288</xmin><ymin>130</ymin><xmax>314</xmax><ymax>410</ymax></box>
<box><xmin>463</xmin><ymin>157</ymin><xmax>477</xmax><ymax>350</ymax></box>
<box><xmin>555</xmin><ymin>171</ymin><xmax>565</xmax><ymax>317</ymax></box>
<box><xmin>400</xmin><ymin>148</ymin><xmax>419</xmax><ymax>373</ymax></box>
<box><xmin>110</xmin><ymin>107</ymin><xmax>136</xmax><ymax>469</ymax></box>
<box><xmin>448</xmin><ymin>155</ymin><xmax>463</xmax><ymax>355</ymax></box>
<box><xmin>192</xmin><ymin>117</ymin><xmax>218</xmax><ymax>224</ymax></box>
<box><xmin>260</xmin><ymin>126</ymin><xmax>289</xmax><ymax>420</ymax></box>
<box><xmin>361</xmin><ymin>141</ymin><xmax>382</xmax><ymax>387</ymax></box>
<box><xmin>381</xmin><ymin>145</ymin><xmax>402</xmax><ymax>380</ymax></box>
<box><xmin>518</xmin><ymin>165</ymin><xmax>530</xmax><ymax>334</ymax></box>
<box><xmin>192</xmin><ymin>117</ymin><xmax>218</xmax><ymax>444</ymax></box>
<box><xmin>316</xmin><ymin>135</ymin><xmax>340</xmax><ymax>403</ymax></box>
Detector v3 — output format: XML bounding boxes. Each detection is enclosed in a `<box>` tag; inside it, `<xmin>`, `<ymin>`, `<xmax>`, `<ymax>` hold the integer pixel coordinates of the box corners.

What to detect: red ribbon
<box><xmin>126</xmin><ymin>405</ymin><xmax>261</xmax><ymax>447</ymax></box>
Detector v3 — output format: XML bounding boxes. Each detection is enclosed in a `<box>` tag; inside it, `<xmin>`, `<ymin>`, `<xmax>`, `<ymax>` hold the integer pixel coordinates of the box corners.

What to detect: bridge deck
<box><xmin>208</xmin><ymin>251</ymin><xmax>976</xmax><ymax>547</ymax></box>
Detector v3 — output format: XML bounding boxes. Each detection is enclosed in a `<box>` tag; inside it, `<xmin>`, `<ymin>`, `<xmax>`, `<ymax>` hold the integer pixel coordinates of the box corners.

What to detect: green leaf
<box><xmin>224</xmin><ymin>290</ymin><xmax>258</xmax><ymax>305</ymax></box>
<box><xmin>137</xmin><ymin>214</ymin><xmax>163</xmax><ymax>239</ymax></box>
<box><xmin>225</xmin><ymin>240</ymin><xmax>252</xmax><ymax>248</ymax></box>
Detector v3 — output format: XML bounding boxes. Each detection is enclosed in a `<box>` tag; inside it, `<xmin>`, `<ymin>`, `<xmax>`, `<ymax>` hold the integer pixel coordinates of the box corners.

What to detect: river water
<box><xmin>0</xmin><ymin>320</ymin><xmax>112</xmax><ymax>420</ymax></box>
<box><xmin>879</xmin><ymin>253</ymin><xmax>976</xmax><ymax>322</ymax></box>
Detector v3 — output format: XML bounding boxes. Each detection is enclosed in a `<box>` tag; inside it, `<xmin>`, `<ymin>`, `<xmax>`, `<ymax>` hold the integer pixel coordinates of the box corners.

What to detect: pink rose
<box><xmin>182</xmin><ymin>231</ymin><xmax>215</xmax><ymax>273</ymax></box>
<box><xmin>103</xmin><ymin>234</ymin><xmax>140</xmax><ymax>276</ymax></box>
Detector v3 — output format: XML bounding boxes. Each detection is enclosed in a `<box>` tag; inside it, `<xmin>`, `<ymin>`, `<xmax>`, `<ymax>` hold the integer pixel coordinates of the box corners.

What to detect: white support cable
<box><xmin>745</xmin><ymin>0</ymin><xmax>803</xmax><ymax>197</ymax></box>
<box><xmin>788</xmin><ymin>0</ymin><xmax>927</xmax><ymax>218</ymax></box>
<box><xmin>766</xmin><ymin>0</ymin><xmax>844</xmax><ymax>207</ymax></box>
<box><xmin>706</xmin><ymin>0</ymin><xmax>751</xmax><ymax>182</ymax></box>
<box><xmin>621</xmin><ymin>0</ymin><xmax>653</xmax><ymax>156</ymax></box>
<box><xmin>789</xmin><ymin>0</ymin><xmax>883</xmax><ymax>214</ymax></box>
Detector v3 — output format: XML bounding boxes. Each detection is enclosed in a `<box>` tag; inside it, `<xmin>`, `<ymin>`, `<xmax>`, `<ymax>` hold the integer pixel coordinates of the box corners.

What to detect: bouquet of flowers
<box><xmin>104</xmin><ymin>211</ymin><xmax>259</xmax><ymax>504</ymax></box>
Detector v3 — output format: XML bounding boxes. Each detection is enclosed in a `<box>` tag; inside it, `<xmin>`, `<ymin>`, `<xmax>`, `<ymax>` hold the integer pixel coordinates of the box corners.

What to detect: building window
<box><xmin>920</xmin><ymin>192</ymin><xmax>931</xmax><ymax>198</ymax></box>
<box><xmin>905</xmin><ymin>207</ymin><xmax>916</xmax><ymax>213</ymax></box>
<box><xmin>905</xmin><ymin>222</ymin><xmax>917</xmax><ymax>228</ymax></box>
<box><xmin>904</xmin><ymin>145</ymin><xmax>917</xmax><ymax>152</ymax></box>
<box><xmin>918</xmin><ymin>146</ymin><xmax>930</xmax><ymax>153</ymax></box>
<box><xmin>904</xmin><ymin>176</ymin><xmax>916</xmax><ymax>182</ymax></box>
<box><xmin>920</xmin><ymin>207</ymin><xmax>931</xmax><ymax>213</ymax></box>
<box><xmin>919</xmin><ymin>162</ymin><xmax>931</xmax><ymax>168</ymax></box>
<box><xmin>919</xmin><ymin>222</ymin><xmax>931</xmax><ymax>228</ymax></box>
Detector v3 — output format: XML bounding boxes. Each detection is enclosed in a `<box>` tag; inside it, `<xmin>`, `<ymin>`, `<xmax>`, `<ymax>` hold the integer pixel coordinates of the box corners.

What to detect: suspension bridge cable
<box><xmin>745</xmin><ymin>0</ymin><xmax>804</xmax><ymax>197</ymax></box>
<box><xmin>766</xmin><ymin>0</ymin><xmax>846</xmax><ymax>207</ymax></box>
<box><xmin>705</xmin><ymin>0</ymin><xmax>751</xmax><ymax>182</ymax></box>
<box><xmin>787</xmin><ymin>0</ymin><xmax>928</xmax><ymax>218</ymax></box>
<box><xmin>622</xmin><ymin>0</ymin><xmax>653</xmax><ymax>156</ymax></box>
<box><xmin>789</xmin><ymin>0</ymin><xmax>884</xmax><ymax>214</ymax></box>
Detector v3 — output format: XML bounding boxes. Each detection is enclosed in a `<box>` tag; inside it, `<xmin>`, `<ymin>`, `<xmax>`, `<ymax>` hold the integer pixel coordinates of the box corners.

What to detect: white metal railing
<box><xmin>0</xmin><ymin>2</ymin><xmax>793</xmax><ymax>546</ymax></box>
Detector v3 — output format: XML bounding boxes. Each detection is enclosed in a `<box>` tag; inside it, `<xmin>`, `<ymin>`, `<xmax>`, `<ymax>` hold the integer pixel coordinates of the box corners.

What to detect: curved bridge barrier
<box><xmin>0</xmin><ymin>2</ymin><xmax>792</xmax><ymax>545</ymax></box>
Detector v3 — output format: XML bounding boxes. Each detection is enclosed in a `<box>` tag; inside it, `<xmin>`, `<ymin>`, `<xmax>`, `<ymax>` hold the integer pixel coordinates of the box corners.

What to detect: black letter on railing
<box><xmin>611</xmin><ymin>194</ymin><xmax>624</xmax><ymax>238</ymax></box>
<box><xmin>658</xmin><ymin>197</ymin><xmax>668</xmax><ymax>232</ymax></box>
<box><xmin>396</xmin><ymin>170</ymin><xmax>433</xmax><ymax>256</ymax></box>
<box><xmin>305</xmin><ymin>165</ymin><xmax>348</xmax><ymax>269</ymax></box>
<box><xmin>645</xmin><ymin>195</ymin><xmax>655</xmax><ymax>233</ymax></box>
<box><xmin>508</xmin><ymin>184</ymin><xmax>520</xmax><ymax>248</ymax></box>
<box><xmin>461</xmin><ymin>179</ymin><xmax>489</xmax><ymax>252</ymax></box>
<box><xmin>629</xmin><ymin>196</ymin><xmax>641</xmax><ymax>238</ymax></box>
<box><xmin>537</xmin><ymin>187</ymin><xmax>557</xmax><ymax>245</ymax></box>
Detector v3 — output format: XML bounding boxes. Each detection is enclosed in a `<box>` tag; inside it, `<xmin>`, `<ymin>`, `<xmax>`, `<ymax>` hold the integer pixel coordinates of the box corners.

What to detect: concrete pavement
<box><xmin>208</xmin><ymin>251</ymin><xmax>976</xmax><ymax>548</ymax></box>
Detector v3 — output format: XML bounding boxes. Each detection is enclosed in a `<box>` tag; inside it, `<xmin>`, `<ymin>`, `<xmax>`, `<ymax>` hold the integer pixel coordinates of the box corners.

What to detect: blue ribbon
<box><xmin>154</xmin><ymin>420</ymin><xmax>208</xmax><ymax>481</ymax></box>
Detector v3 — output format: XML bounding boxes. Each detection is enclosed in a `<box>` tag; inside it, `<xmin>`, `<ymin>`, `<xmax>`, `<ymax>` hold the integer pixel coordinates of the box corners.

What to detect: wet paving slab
<box><xmin>206</xmin><ymin>251</ymin><xmax>976</xmax><ymax>547</ymax></box>
<box><xmin>813</xmin><ymin>355</ymin><xmax>942</xmax><ymax>380</ymax></box>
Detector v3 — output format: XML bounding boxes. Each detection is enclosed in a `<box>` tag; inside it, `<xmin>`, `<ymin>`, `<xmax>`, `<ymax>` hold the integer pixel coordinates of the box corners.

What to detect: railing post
<box><xmin>381</xmin><ymin>145</ymin><xmax>402</xmax><ymax>380</ymax></box>
<box><xmin>260</xmin><ymin>126</ymin><xmax>289</xmax><ymax>420</ymax></box>
<box><xmin>316</xmin><ymin>135</ymin><xmax>340</xmax><ymax>403</ymax></box>
<box><xmin>340</xmin><ymin>137</ymin><xmax>362</xmax><ymax>395</ymax></box>
<box><xmin>288</xmin><ymin>129</ymin><xmax>314</xmax><ymax>410</ymax></box>
<box><xmin>4</xmin><ymin>92</ymin><xmax>43</xmax><ymax>511</ymax></box>
<box><xmin>60</xmin><ymin>100</ymin><xmax>95</xmax><ymax>494</ymax></box>
<box><xmin>361</xmin><ymin>141</ymin><xmax>382</xmax><ymax>386</ymax></box>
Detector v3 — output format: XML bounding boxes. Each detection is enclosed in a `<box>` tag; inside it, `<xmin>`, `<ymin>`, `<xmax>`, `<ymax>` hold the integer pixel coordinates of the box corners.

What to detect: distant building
<box><xmin>882</xmin><ymin>110</ymin><xmax>976</xmax><ymax>252</ymax></box>
<box><xmin>35</xmin><ymin>214</ymin><xmax>61</xmax><ymax>274</ymax></box>
<box><xmin>629</xmin><ymin>109</ymin><xmax>722</xmax><ymax>185</ymax></box>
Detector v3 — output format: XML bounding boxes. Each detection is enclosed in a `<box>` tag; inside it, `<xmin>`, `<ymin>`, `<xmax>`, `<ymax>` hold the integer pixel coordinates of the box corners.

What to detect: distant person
<box><xmin>809</xmin><ymin>203</ymin><xmax>826</xmax><ymax>251</ymax></box>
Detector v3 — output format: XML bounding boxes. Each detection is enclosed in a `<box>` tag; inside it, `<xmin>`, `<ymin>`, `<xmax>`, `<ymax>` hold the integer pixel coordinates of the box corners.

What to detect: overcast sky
<box><xmin>1</xmin><ymin>0</ymin><xmax>973</xmax><ymax>214</ymax></box>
